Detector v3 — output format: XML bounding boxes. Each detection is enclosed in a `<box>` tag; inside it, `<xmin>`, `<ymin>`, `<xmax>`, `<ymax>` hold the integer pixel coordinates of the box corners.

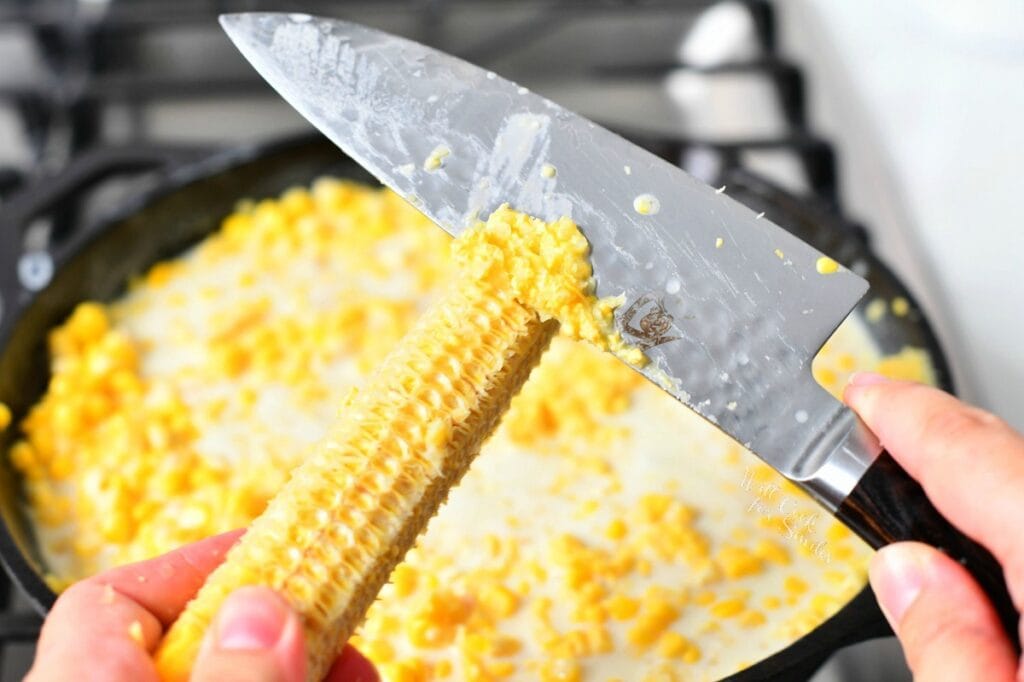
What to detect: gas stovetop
<box><xmin>0</xmin><ymin>2</ymin><xmax>911</xmax><ymax>680</ymax></box>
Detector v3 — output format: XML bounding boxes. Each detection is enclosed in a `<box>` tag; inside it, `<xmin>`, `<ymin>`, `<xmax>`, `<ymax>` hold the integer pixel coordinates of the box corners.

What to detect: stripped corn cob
<box><xmin>154</xmin><ymin>205</ymin><xmax>623</xmax><ymax>680</ymax></box>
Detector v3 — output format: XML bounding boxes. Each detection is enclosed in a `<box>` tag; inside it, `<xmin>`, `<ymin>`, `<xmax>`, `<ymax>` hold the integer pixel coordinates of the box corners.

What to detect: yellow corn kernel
<box><xmin>546</xmin><ymin>631</ymin><xmax>589</xmax><ymax>658</ymax></box>
<box><xmin>359</xmin><ymin>638</ymin><xmax>395</xmax><ymax>664</ymax></box>
<box><xmin>824</xmin><ymin>569</ymin><xmax>850</xmax><ymax>586</ymax></box>
<box><xmin>627</xmin><ymin>602</ymin><xmax>679</xmax><ymax>649</ymax></box>
<box><xmin>492</xmin><ymin>635</ymin><xmax>523</xmax><ymax>657</ymax></box>
<box><xmin>479</xmin><ymin>584</ymin><xmax>519</xmax><ymax>619</ymax></box>
<box><xmin>738</xmin><ymin>609</ymin><xmax>767</xmax><ymax>628</ymax></box>
<box><xmin>584</xmin><ymin>625</ymin><xmax>613</xmax><ymax>654</ymax></box>
<box><xmin>891</xmin><ymin>296</ymin><xmax>910</xmax><ymax>317</ymax></box>
<box><xmin>483</xmin><ymin>533</ymin><xmax>501</xmax><ymax>557</ymax></box>
<box><xmin>638</xmin><ymin>493</ymin><xmax>672</xmax><ymax>522</ymax></box>
<box><xmin>753</xmin><ymin>538</ymin><xmax>791</xmax><ymax>566</ymax></box>
<box><xmin>67</xmin><ymin>302</ymin><xmax>110</xmax><ymax>343</ymax></box>
<box><xmin>816</xmin><ymin>256</ymin><xmax>840</xmax><ymax>275</ymax></box>
<box><xmin>810</xmin><ymin>593</ymin><xmax>840</xmax><ymax>614</ymax></box>
<box><xmin>784</xmin><ymin>575</ymin><xmax>809</xmax><ymax>596</ymax></box>
<box><xmin>129</xmin><ymin>620</ymin><xmax>145</xmax><ymax>646</ymax></box>
<box><xmin>0</xmin><ymin>403</ymin><xmax>10</xmax><ymax>432</ymax></box>
<box><xmin>657</xmin><ymin>632</ymin><xmax>700</xmax><ymax>662</ymax></box>
<box><xmin>606</xmin><ymin>594</ymin><xmax>640</xmax><ymax>620</ymax></box>
<box><xmin>462</xmin><ymin>632</ymin><xmax>492</xmax><ymax>657</ymax></box>
<box><xmin>145</xmin><ymin>261</ymin><xmax>180</xmax><ymax>288</ymax></box>
<box><xmin>709</xmin><ymin>597</ymin><xmax>745</xmax><ymax>618</ymax></box>
<box><xmin>832</xmin><ymin>544</ymin><xmax>856</xmax><ymax>561</ymax></box>
<box><xmin>490</xmin><ymin>660</ymin><xmax>517</xmax><ymax>678</ymax></box>
<box><xmin>875</xmin><ymin>346</ymin><xmax>934</xmax><ymax>383</ymax></box>
<box><xmin>604</xmin><ymin>519</ymin><xmax>628</xmax><ymax>541</ymax></box>
<box><xmin>825</xmin><ymin>522</ymin><xmax>852</xmax><ymax>543</ymax></box>
<box><xmin>814</xmin><ymin>366</ymin><xmax>839</xmax><ymax>388</ymax></box>
<box><xmin>715</xmin><ymin>545</ymin><xmax>763</xmax><ymax>579</ymax></box>
<box><xmin>390</xmin><ymin>563</ymin><xmax>418</xmax><ymax>598</ymax></box>
<box><xmin>382</xmin><ymin>659</ymin><xmax>430</xmax><ymax>682</ymax></box>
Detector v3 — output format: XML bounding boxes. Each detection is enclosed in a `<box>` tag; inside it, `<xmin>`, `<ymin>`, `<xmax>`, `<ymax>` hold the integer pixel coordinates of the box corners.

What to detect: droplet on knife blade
<box><xmin>816</xmin><ymin>256</ymin><xmax>840</xmax><ymax>275</ymax></box>
<box><xmin>423</xmin><ymin>145</ymin><xmax>450</xmax><ymax>171</ymax></box>
<box><xmin>633</xmin><ymin>194</ymin><xmax>660</xmax><ymax>215</ymax></box>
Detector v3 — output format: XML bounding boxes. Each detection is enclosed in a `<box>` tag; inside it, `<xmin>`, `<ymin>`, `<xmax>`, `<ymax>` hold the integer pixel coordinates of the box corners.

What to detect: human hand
<box><xmin>25</xmin><ymin>530</ymin><xmax>378</xmax><ymax>682</ymax></box>
<box><xmin>845</xmin><ymin>373</ymin><xmax>1024</xmax><ymax>681</ymax></box>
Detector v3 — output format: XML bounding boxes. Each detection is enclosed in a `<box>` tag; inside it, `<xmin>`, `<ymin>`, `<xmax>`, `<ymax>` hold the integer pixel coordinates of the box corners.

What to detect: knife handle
<box><xmin>835</xmin><ymin>449</ymin><xmax>1020</xmax><ymax>647</ymax></box>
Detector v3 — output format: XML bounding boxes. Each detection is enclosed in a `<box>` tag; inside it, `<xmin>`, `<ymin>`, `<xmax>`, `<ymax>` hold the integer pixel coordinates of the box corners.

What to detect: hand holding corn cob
<box><xmin>154</xmin><ymin>205</ymin><xmax>635</xmax><ymax>680</ymax></box>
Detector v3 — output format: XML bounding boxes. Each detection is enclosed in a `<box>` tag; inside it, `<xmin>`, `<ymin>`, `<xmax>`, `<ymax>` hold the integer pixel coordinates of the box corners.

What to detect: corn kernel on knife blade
<box><xmin>221</xmin><ymin>12</ymin><xmax>882</xmax><ymax>509</ymax></box>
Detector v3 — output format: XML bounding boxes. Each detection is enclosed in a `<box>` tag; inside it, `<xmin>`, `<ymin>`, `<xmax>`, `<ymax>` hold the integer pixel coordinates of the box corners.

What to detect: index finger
<box><xmin>845</xmin><ymin>375</ymin><xmax>1024</xmax><ymax>605</ymax></box>
<box><xmin>28</xmin><ymin>530</ymin><xmax>244</xmax><ymax>681</ymax></box>
<box><xmin>95</xmin><ymin>528</ymin><xmax>244</xmax><ymax>627</ymax></box>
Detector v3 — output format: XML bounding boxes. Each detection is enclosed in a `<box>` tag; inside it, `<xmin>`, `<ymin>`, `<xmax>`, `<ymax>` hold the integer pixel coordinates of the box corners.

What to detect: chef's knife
<box><xmin>221</xmin><ymin>13</ymin><xmax>1017</xmax><ymax>638</ymax></box>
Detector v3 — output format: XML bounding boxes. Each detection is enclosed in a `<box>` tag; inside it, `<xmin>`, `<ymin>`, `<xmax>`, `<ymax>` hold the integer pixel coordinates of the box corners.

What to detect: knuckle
<box><xmin>900</xmin><ymin>599</ymin><xmax>1007</xmax><ymax>677</ymax></box>
<box><xmin>921</xmin><ymin>403</ymin><xmax>999</xmax><ymax>457</ymax></box>
<box><xmin>905</xmin><ymin>621</ymin><xmax>995</xmax><ymax>672</ymax></box>
<box><xmin>52</xmin><ymin>580</ymin><xmax>94</xmax><ymax>609</ymax></box>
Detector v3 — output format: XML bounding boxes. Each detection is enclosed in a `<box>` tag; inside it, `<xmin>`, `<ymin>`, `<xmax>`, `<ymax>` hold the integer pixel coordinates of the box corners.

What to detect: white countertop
<box><xmin>779</xmin><ymin>0</ymin><xmax>1024</xmax><ymax>429</ymax></box>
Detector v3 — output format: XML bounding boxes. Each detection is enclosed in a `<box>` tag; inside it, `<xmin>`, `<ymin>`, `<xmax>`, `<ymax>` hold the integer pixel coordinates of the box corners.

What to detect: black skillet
<box><xmin>0</xmin><ymin>134</ymin><xmax>953</xmax><ymax>680</ymax></box>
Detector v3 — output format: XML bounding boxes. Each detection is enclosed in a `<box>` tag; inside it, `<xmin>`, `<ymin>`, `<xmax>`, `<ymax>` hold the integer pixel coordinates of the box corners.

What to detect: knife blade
<box><xmin>219</xmin><ymin>11</ymin><xmax>875</xmax><ymax>508</ymax></box>
<box><xmin>220</xmin><ymin>13</ymin><xmax>1022</xmax><ymax>639</ymax></box>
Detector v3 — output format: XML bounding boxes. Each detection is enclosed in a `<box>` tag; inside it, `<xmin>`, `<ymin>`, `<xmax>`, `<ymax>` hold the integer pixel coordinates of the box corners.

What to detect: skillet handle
<box><xmin>0</xmin><ymin>145</ymin><xmax>207</xmax><ymax>247</ymax></box>
<box><xmin>0</xmin><ymin>145</ymin><xmax>208</xmax><ymax>301</ymax></box>
<box><xmin>836</xmin><ymin>450</ymin><xmax>1020</xmax><ymax>646</ymax></box>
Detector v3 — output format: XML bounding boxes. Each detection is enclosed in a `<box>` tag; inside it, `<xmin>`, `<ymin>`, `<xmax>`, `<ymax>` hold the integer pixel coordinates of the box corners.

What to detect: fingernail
<box><xmin>869</xmin><ymin>545</ymin><xmax>932</xmax><ymax>630</ymax></box>
<box><xmin>216</xmin><ymin>587</ymin><xmax>289</xmax><ymax>651</ymax></box>
<box><xmin>849</xmin><ymin>372</ymin><xmax>892</xmax><ymax>387</ymax></box>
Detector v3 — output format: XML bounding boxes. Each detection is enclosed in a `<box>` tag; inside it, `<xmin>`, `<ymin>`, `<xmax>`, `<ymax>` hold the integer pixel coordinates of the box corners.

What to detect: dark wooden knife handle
<box><xmin>836</xmin><ymin>450</ymin><xmax>1020</xmax><ymax>646</ymax></box>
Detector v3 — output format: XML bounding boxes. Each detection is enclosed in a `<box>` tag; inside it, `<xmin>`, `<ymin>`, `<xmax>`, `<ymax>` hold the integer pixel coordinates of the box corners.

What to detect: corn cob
<box><xmin>154</xmin><ymin>205</ymin><xmax>631</xmax><ymax>680</ymax></box>
<box><xmin>155</xmin><ymin>277</ymin><xmax>558</xmax><ymax>679</ymax></box>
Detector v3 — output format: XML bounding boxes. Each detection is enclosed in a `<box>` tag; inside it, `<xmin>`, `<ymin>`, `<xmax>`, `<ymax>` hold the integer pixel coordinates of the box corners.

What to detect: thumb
<box><xmin>190</xmin><ymin>587</ymin><xmax>307</xmax><ymax>682</ymax></box>
<box><xmin>870</xmin><ymin>542</ymin><xmax>1018</xmax><ymax>681</ymax></box>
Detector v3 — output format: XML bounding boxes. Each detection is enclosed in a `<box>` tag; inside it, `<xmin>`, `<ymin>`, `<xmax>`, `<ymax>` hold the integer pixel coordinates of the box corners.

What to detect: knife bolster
<box><xmin>796</xmin><ymin>414</ymin><xmax>883</xmax><ymax>512</ymax></box>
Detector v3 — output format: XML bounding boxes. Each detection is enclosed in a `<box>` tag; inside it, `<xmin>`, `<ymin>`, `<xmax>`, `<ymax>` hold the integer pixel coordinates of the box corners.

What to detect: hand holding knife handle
<box><xmin>837</xmin><ymin>449</ymin><xmax>1018</xmax><ymax>645</ymax></box>
<box><xmin>808</xmin><ymin>377</ymin><xmax>1020</xmax><ymax>649</ymax></box>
